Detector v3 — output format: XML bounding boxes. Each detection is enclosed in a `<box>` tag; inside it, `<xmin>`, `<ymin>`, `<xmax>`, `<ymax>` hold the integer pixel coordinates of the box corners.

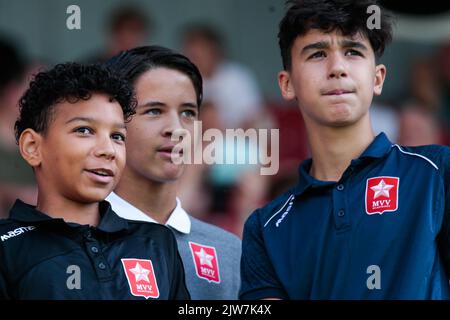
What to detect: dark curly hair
<box><xmin>15</xmin><ymin>62</ymin><xmax>136</xmax><ymax>142</ymax></box>
<box><xmin>278</xmin><ymin>0</ymin><xmax>395</xmax><ymax>70</ymax></box>
<box><xmin>105</xmin><ymin>45</ymin><xmax>203</xmax><ymax>107</ymax></box>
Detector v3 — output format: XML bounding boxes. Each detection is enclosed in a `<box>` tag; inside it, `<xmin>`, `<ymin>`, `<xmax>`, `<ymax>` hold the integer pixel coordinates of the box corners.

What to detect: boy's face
<box><xmin>279</xmin><ymin>29</ymin><xmax>386</xmax><ymax>128</ymax></box>
<box><xmin>123</xmin><ymin>67</ymin><xmax>198</xmax><ymax>183</ymax></box>
<box><xmin>35</xmin><ymin>94</ymin><xmax>126</xmax><ymax>203</ymax></box>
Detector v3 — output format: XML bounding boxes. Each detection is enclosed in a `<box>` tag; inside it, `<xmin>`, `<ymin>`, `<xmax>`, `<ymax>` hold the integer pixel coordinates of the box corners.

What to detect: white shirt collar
<box><xmin>106</xmin><ymin>192</ymin><xmax>191</xmax><ymax>234</ymax></box>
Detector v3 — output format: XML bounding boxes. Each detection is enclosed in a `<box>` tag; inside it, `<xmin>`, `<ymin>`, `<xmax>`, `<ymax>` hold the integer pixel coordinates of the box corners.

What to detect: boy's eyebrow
<box><xmin>138</xmin><ymin>101</ymin><xmax>165</xmax><ymax>108</ymax></box>
<box><xmin>340</xmin><ymin>40</ymin><xmax>368</xmax><ymax>51</ymax></box>
<box><xmin>138</xmin><ymin>101</ymin><xmax>198</xmax><ymax>109</ymax></box>
<box><xmin>301</xmin><ymin>39</ymin><xmax>368</xmax><ymax>55</ymax></box>
<box><xmin>301</xmin><ymin>41</ymin><xmax>329</xmax><ymax>55</ymax></box>
<box><xmin>65</xmin><ymin>116</ymin><xmax>126</xmax><ymax>129</ymax></box>
<box><xmin>181</xmin><ymin>102</ymin><xmax>198</xmax><ymax>109</ymax></box>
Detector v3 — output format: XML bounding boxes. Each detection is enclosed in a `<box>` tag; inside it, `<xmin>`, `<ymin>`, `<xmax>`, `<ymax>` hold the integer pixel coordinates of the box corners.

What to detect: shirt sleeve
<box><xmin>168</xmin><ymin>233</ymin><xmax>191</xmax><ymax>300</ymax></box>
<box><xmin>239</xmin><ymin>210</ymin><xmax>288</xmax><ymax>300</ymax></box>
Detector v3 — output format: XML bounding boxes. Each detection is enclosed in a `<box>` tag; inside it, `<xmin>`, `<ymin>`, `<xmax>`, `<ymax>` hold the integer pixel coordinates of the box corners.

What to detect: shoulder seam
<box><xmin>392</xmin><ymin>144</ymin><xmax>439</xmax><ymax>170</ymax></box>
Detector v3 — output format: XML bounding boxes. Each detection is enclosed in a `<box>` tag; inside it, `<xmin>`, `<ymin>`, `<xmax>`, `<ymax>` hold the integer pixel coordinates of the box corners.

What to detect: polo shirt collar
<box><xmin>97</xmin><ymin>201</ymin><xmax>130</xmax><ymax>233</ymax></box>
<box><xmin>106</xmin><ymin>192</ymin><xmax>191</xmax><ymax>234</ymax></box>
<box><xmin>8</xmin><ymin>199</ymin><xmax>129</xmax><ymax>233</ymax></box>
<box><xmin>292</xmin><ymin>132</ymin><xmax>392</xmax><ymax>196</ymax></box>
<box><xmin>358</xmin><ymin>132</ymin><xmax>392</xmax><ymax>159</ymax></box>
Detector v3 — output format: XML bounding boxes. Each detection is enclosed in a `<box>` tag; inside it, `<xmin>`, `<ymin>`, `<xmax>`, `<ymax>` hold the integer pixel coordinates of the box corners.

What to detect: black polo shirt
<box><xmin>0</xmin><ymin>200</ymin><xmax>190</xmax><ymax>300</ymax></box>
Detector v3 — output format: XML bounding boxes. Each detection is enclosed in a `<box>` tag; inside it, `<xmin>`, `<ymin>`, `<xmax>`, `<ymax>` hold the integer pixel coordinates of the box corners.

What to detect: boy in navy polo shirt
<box><xmin>240</xmin><ymin>0</ymin><xmax>450</xmax><ymax>299</ymax></box>
<box><xmin>0</xmin><ymin>63</ymin><xmax>189</xmax><ymax>299</ymax></box>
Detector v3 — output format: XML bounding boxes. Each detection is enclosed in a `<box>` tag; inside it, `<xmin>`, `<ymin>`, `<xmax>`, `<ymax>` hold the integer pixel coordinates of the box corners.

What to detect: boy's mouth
<box><xmin>85</xmin><ymin>168</ymin><xmax>114</xmax><ymax>177</ymax></box>
<box><xmin>322</xmin><ymin>88</ymin><xmax>355</xmax><ymax>95</ymax></box>
<box><xmin>157</xmin><ymin>145</ymin><xmax>184</xmax><ymax>157</ymax></box>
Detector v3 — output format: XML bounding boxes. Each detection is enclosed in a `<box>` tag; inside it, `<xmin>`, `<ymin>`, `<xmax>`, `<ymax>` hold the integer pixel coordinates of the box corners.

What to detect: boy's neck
<box><xmin>306</xmin><ymin>115</ymin><xmax>375</xmax><ymax>182</ymax></box>
<box><xmin>114</xmin><ymin>171</ymin><xmax>177</xmax><ymax>225</ymax></box>
<box><xmin>36</xmin><ymin>195</ymin><xmax>100</xmax><ymax>226</ymax></box>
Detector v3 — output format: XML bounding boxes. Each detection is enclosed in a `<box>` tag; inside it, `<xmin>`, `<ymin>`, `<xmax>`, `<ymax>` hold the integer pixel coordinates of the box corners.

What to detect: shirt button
<box><xmin>91</xmin><ymin>246</ymin><xmax>99</xmax><ymax>254</ymax></box>
<box><xmin>337</xmin><ymin>184</ymin><xmax>344</xmax><ymax>191</ymax></box>
<box><xmin>98</xmin><ymin>262</ymin><xmax>106</xmax><ymax>270</ymax></box>
<box><xmin>338</xmin><ymin>209</ymin><xmax>345</xmax><ymax>217</ymax></box>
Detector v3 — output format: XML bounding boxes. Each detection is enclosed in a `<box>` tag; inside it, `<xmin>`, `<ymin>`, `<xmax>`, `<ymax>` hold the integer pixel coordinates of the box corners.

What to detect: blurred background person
<box><xmin>397</xmin><ymin>55</ymin><xmax>450</xmax><ymax>146</ymax></box>
<box><xmin>0</xmin><ymin>38</ymin><xmax>38</xmax><ymax>218</ymax></box>
<box><xmin>397</xmin><ymin>103</ymin><xmax>444</xmax><ymax>146</ymax></box>
<box><xmin>410</xmin><ymin>58</ymin><xmax>441</xmax><ymax>111</ymax></box>
<box><xmin>85</xmin><ymin>5</ymin><xmax>152</xmax><ymax>63</ymax></box>
<box><xmin>177</xmin><ymin>100</ymin><xmax>270</xmax><ymax>238</ymax></box>
<box><xmin>178</xmin><ymin>23</ymin><xmax>271</xmax><ymax>236</ymax></box>
<box><xmin>181</xmin><ymin>23</ymin><xmax>265</xmax><ymax>130</ymax></box>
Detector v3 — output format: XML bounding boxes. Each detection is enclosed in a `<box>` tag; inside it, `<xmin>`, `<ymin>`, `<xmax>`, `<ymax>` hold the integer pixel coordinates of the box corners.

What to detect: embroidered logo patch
<box><xmin>189</xmin><ymin>242</ymin><xmax>220</xmax><ymax>283</ymax></box>
<box><xmin>365</xmin><ymin>176</ymin><xmax>399</xmax><ymax>215</ymax></box>
<box><xmin>121</xmin><ymin>258</ymin><xmax>159</xmax><ymax>299</ymax></box>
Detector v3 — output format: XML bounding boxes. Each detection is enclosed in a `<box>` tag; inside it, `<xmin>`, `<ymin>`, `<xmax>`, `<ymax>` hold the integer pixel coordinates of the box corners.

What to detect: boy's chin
<box><xmin>77</xmin><ymin>189</ymin><xmax>113</xmax><ymax>204</ymax></box>
<box><xmin>162</xmin><ymin>169</ymin><xmax>184</xmax><ymax>182</ymax></box>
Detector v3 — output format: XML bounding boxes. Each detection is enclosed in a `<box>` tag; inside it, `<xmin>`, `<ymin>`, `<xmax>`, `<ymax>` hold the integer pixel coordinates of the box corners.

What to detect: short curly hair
<box><xmin>279</xmin><ymin>0</ymin><xmax>395</xmax><ymax>70</ymax></box>
<box><xmin>15</xmin><ymin>62</ymin><xmax>136</xmax><ymax>142</ymax></box>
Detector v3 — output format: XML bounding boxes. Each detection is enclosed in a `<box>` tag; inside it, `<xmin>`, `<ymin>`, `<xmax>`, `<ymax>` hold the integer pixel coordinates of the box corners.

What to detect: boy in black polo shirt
<box><xmin>0</xmin><ymin>63</ymin><xmax>189</xmax><ymax>299</ymax></box>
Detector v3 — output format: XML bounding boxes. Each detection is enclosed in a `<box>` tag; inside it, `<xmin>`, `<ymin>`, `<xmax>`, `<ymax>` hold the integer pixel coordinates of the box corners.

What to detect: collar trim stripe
<box><xmin>264</xmin><ymin>194</ymin><xmax>295</xmax><ymax>228</ymax></box>
<box><xmin>392</xmin><ymin>144</ymin><xmax>438</xmax><ymax>170</ymax></box>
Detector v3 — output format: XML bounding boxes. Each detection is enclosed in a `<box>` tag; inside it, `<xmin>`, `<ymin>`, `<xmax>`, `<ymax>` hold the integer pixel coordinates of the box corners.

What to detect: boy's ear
<box><xmin>278</xmin><ymin>70</ymin><xmax>296</xmax><ymax>100</ymax></box>
<box><xmin>19</xmin><ymin>129</ymin><xmax>43</xmax><ymax>167</ymax></box>
<box><xmin>373</xmin><ymin>64</ymin><xmax>387</xmax><ymax>96</ymax></box>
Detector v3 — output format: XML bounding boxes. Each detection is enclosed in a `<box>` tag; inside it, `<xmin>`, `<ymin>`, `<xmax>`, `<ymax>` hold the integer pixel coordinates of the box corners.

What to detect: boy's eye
<box><xmin>111</xmin><ymin>133</ymin><xmax>126</xmax><ymax>142</ymax></box>
<box><xmin>146</xmin><ymin>109</ymin><xmax>161</xmax><ymax>116</ymax></box>
<box><xmin>345</xmin><ymin>49</ymin><xmax>363</xmax><ymax>57</ymax></box>
<box><xmin>309</xmin><ymin>51</ymin><xmax>326</xmax><ymax>59</ymax></box>
<box><xmin>75</xmin><ymin>127</ymin><xmax>93</xmax><ymax>135</ymax></box>
<box><xmin>181</xmin><ymin>109</ymin><xmax>197</xmax><ymax>118</ymax></box>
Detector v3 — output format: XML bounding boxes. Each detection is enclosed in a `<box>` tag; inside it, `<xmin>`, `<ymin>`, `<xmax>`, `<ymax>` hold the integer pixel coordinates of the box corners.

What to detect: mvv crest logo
<box><xmin>121</xmin><ymin>258</ymin><xmax>160</xmax><ymax>299</ymax></box>
<box><xmin>189</xmin><ymin>242</ymin><xmax>220</xmax><ymax>283</ymax></box>
<box><xmin>365</xmin><ymin>176</ymin><xmax>399</xmax><ymax>215</ymax></box>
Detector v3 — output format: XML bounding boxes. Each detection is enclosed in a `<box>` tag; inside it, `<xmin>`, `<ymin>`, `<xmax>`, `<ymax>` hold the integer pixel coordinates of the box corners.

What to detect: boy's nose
<box><xmin>94</xmin><ymin>136</ymin><xmax>116</xmax><ymax>160</ymax></box>
<box><xmin>162</xmin><ymin>113</ymin><xmax>184</xmax><ymax>139</ymax></box>
<box><xmin>328</xmin><ymin>54</ymin><xmax>348</xmax><ymax>79</ymax></box>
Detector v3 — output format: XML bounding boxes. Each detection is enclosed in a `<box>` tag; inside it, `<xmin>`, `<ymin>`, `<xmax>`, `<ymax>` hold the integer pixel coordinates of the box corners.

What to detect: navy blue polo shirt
<box><xmin>240</xmin><ymin>133</ymin><xmax>450</xmax><ymax>299</ymax></box>
<box><xmin>0</xmin><ymin>200</ymin><xmax>190</xmax><ymax>300</ymax></box>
